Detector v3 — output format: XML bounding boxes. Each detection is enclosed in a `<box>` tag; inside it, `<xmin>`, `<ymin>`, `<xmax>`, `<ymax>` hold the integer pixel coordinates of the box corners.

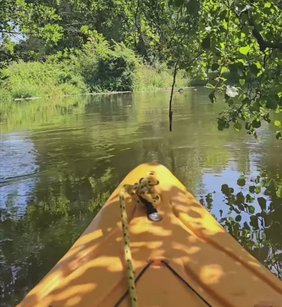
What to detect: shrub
<box><xmin>0</xmin><ymin>60</ymin><xmax>87</xmax><ymax>100</ymax></box>
<box><xmin>75</xmin><ymin>38</ymin><xmax>137</xmax><ymax>92</ymax></box>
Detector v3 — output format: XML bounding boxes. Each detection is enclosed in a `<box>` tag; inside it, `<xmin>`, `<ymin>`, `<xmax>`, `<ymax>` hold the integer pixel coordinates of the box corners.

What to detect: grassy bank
<box><xmin>0</xmin><ymin>61</ymin><xmax>87</xmax><ymax>102</ymax></box>
<box><xmin>0</xmin><ymin>42</ymin><xmax>188</xmax><ymax>103</ymax></box>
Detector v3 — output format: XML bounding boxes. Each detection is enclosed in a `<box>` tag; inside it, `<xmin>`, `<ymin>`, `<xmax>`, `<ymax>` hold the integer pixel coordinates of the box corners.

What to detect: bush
<box><xmin>75</xmin><ymin>38</ymin><xmax>137</xmax><ymax>92</ymax></box>
<box><xmin>0</xmin><ymin>60</ymin><xmax>87</xmax><ymax>101</ymax></box>
<box><xmin>0</xmin><ymin>35</ymin><xmax>189</xmax><ymax>102</ymax></box>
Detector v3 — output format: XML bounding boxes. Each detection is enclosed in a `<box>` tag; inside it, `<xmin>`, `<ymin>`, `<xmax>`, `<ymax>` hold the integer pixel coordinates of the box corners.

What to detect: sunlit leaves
<box><xmin>200</xmin><ymin>0</ymin><xmax>282</xmax><ymax>139</ymax></box>
<box><xmin>264</xmin><ymin>2</ymin><xmax>272</xmax><ymax>8</ymax></box>
<box><xmin>274</xmin><ymin>120</ymin><xmax>281</xmax><ymax>127</ymax></box>
<box><xmin>239</xmin><ymin>45</ymin><xmax>251</xmax><ymax>55</ymax></box>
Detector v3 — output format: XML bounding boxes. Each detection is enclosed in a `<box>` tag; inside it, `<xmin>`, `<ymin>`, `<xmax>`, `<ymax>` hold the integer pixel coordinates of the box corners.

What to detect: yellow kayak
<box><xmin>19</xmin><ymin>163</ymin><xmax>282</xmax><ymax>307</ymax></box>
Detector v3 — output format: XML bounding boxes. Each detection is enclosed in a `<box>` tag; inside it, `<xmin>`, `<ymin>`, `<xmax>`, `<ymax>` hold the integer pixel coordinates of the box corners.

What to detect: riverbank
<box><xmin>11</xmin><ymin>86</ymin><xmax>198</xmax><ymax>102</ymax></box>
<box><xmin>0</xmin><ymin>46</ymin><xmax>189</xmax><ymax>104</ymax></box>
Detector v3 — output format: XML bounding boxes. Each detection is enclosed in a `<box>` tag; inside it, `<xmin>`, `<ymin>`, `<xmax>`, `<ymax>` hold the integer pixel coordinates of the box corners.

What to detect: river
<box><xmin>0</xmin><ymin>88</ymin><xmax>281</xmax><ymax>305</ymax></box>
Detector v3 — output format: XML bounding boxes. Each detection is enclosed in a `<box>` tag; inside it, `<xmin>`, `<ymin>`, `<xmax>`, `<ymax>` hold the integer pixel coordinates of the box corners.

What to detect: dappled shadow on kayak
<box><xmin>18</xmin><ymin>164</ymin><xmax>282</xmax><ymax>306</ymax></box>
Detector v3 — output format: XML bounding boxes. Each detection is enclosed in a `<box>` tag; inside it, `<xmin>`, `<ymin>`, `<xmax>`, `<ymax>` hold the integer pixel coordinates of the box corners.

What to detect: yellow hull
<box><xmin>19</xmin><ymin>163</ymin><xmax>282</xmax><ymax>307</ymax></box>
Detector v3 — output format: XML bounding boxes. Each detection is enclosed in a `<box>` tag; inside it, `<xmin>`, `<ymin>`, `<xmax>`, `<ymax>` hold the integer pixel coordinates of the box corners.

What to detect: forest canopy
<box><xmin>0</xmin><ymin>0</ymin><xmax>281</xmax><ymax>138</ymax></box>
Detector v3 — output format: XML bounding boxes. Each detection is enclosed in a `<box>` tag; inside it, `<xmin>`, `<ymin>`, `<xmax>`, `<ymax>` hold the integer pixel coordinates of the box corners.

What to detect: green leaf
<box><xmin>220</xmin><ymin>42</ymin><xmax>226</xmax><ymax>50</ymax></box>
<box><xmin>239</xmin><ymin>79</ymin><xmax>245</xmax><ymax>86</ymax></box>
<box><xmin>248</xmin><ymin>205</ymin><xmax>255</xmax><ymax>214</ymax></box>
<box><xmin>264</xmin><ymin>2</ymin><xmax>271</xmax><ymax>8</ymax></box>
<box><xmin>274</xmin><ymin>120</ymin><xmax>281</xmax><ymax>127</ymax></box>
<box><xmin>220</xmin><ymin>66</ymin><xmax>229</xmax><ymax>74</ymax></box>
<box><xmin>235</xmin><ymin>215</ymin><xmax>242</xmax><ymax>222</ymax></box>
<box><xmin>255</xmin><ymin>186</ymin><xmax>261</xmax><ymax>194</ymax></box>
<box><xmin>236</xmin><ymin>192</ymin><xmax>245</xmax><ymax>203</ymax></box>
<box><xmin>221</xmin><ymin>184</ymin><xmax>230</xmax><ymax>195</ymax></box>
<box><xmin>249</xmin><ymin>186</ymin><xmax>256</xmax><ymax>193</ymax></box>
<box><xmin>257</xmin><ymin>197</ymin><xmax>266</xmax><ymax>211</ymax></box>
<box><xmin>246</xmin><ymin>193</ymin><xmax>254</xmax><ymax>203</ymax></box>
<box><xmin>239</xmin><ymin>46</ymin><xmax>251</xmax><ymax>55</ymax></box>
<box><xmin>237</xmin><ymin>177</ymin><xmax>246</xmax><ymax>187</ymax></box>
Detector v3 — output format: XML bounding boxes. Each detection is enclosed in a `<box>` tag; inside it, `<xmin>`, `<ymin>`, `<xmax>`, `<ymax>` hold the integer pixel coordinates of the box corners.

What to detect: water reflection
<box><xmin>0</xmin><ymin>133</ymin><xmax>38</xmax><ymax>218</ymax></box>
<box><xmin>199</xmin><ymin>171</ymin><xmax>282</xmax><ymax>279</ymax></box>
<box><xmin>0</xmin><ymin>89</ymin><xmax>281</xmax><ymax>305</ymax></box>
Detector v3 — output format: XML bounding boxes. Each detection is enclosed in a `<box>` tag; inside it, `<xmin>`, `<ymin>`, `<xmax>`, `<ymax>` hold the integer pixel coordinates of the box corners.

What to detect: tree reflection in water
<box><xmin>200</xmin><ymin>172</ymin><xmax>282</xmax><ymax>279</ymax></box>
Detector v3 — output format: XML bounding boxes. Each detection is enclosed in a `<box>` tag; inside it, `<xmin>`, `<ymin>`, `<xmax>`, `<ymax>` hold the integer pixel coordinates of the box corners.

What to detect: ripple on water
<box><xmin>0</xmin><ymin>132</ymin><xmax>38</xmax><ymax>181</ymax></box>
<box><xmin>0</xmin><ymin>132</ymin><xmax>38</xmax><ymax>217</ymax></box>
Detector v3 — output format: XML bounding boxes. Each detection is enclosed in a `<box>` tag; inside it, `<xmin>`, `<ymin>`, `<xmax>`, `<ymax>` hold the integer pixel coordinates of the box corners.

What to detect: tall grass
<box><xmin>0</xmin><ymin>61</ymin><xmax>87</xmax><ymax>102</ymax></box>
<box><xmin>134</xmin><ymin>63</ymin><xmax>188</xmax><ymax>91</ymax></box>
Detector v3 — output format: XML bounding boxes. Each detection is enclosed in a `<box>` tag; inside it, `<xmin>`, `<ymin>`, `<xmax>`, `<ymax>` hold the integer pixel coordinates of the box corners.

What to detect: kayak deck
<box><xmin>19</xmin><ymin>163</ymin><xmax>282</xmax><ymax>307</ymax></box>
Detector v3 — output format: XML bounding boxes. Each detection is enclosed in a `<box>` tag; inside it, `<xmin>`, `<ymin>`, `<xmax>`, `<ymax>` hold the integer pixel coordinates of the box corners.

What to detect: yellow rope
<box><xmin>119</xmin><ymin>189</ymin><xmax>138</xmax><ymax>307</ymax></box>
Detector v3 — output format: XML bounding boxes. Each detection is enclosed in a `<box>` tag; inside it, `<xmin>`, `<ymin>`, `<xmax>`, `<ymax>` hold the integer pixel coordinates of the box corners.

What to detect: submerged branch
<box><xmin>168</xmin><ymin>51</ymin><xmax>203</xmax><ymax>131</ymax></box>
<box><xmin>169</xmin><ymin>62</ymin><xmax>178</xmax><ymax>132</ymax></box>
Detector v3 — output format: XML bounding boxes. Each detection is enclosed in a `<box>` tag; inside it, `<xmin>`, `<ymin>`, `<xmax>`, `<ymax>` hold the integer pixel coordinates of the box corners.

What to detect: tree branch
<box><xmin>250</xmin><ymin>23</ymin><xmax>282</xmax><ymax>52</ymax></box>
<box><xmin>169</xmin><ymin>62</ymin><xmax>178</xmax><ymax>131</ymax></box>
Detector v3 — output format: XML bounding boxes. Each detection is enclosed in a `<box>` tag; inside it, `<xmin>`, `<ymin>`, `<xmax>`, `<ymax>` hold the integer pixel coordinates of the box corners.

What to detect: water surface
<box><xmin>0</xmin><ymin>88</ymin><xmax>281</xmax><ymax>305</ymax></box>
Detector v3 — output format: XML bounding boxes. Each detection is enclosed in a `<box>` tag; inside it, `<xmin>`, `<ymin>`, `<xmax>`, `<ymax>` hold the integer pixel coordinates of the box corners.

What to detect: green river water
<box><xmin>0</xmin><ymin>88</ymin><xmax>281</xmax><ymax>305</ymax></box>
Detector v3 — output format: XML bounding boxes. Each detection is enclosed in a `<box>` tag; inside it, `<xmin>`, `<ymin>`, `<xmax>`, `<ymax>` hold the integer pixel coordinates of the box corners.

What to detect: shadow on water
<box><xmin>0</xmin><ymin>89</ymin><xmax>281</xmax><ymax>305</ymax></box>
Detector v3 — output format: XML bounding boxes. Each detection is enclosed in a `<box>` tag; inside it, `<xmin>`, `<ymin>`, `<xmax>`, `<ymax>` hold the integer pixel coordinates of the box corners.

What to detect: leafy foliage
<box><xmin>0</xmin><ymin>0</ymin><xmax>63</xmax><ymax>66</ymax></box>
<box><xmin>201</xmin><ymin>172</ymin><xmax>282</xmax><ymax>277</ymax></box>
<box><xmin>199</xmin><ymin>0</ymin><xmax>282</xmax><ymax>138</ymax></box>
<box><xmin>0</xmin><ymin>60</ymin><xmax>86</xmax><ymax>99</ymax></box>
<box><xmin>75</xmin><ymin>37</ymin><xmax>137</xmax><ymax>92</ymax></box>
<box><xmin>0</xmin><ymin>0</ymin><xmax>281</xmax><ymax>137</ymax></box>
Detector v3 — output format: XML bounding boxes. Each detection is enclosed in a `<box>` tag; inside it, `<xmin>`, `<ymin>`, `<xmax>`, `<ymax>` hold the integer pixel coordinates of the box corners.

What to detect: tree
<box><xmin>0</xmin><ymin>0</ymin><xmax>63</xmax><ymax>66</ymax></box>
<box><xmin>130</xmin><ymin>0</ymin><xmax>282</xmax><ymax>138</ymax></box>
<box><xmin>133</xmin><ymin>0</ymin><xmax>203</xmax><ymax>129</ymax></box>
<box><xmin>198</xmin><ymin>0</ymin><xmax>282</xmax><ymax>139</ymax></box>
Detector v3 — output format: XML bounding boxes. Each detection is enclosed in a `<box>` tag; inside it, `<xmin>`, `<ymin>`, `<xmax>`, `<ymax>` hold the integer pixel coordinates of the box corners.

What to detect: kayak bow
<box><xmin>19</xmin><ymin>163</ymin><xmax>282</xmax><ymax>307</ymax></box>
